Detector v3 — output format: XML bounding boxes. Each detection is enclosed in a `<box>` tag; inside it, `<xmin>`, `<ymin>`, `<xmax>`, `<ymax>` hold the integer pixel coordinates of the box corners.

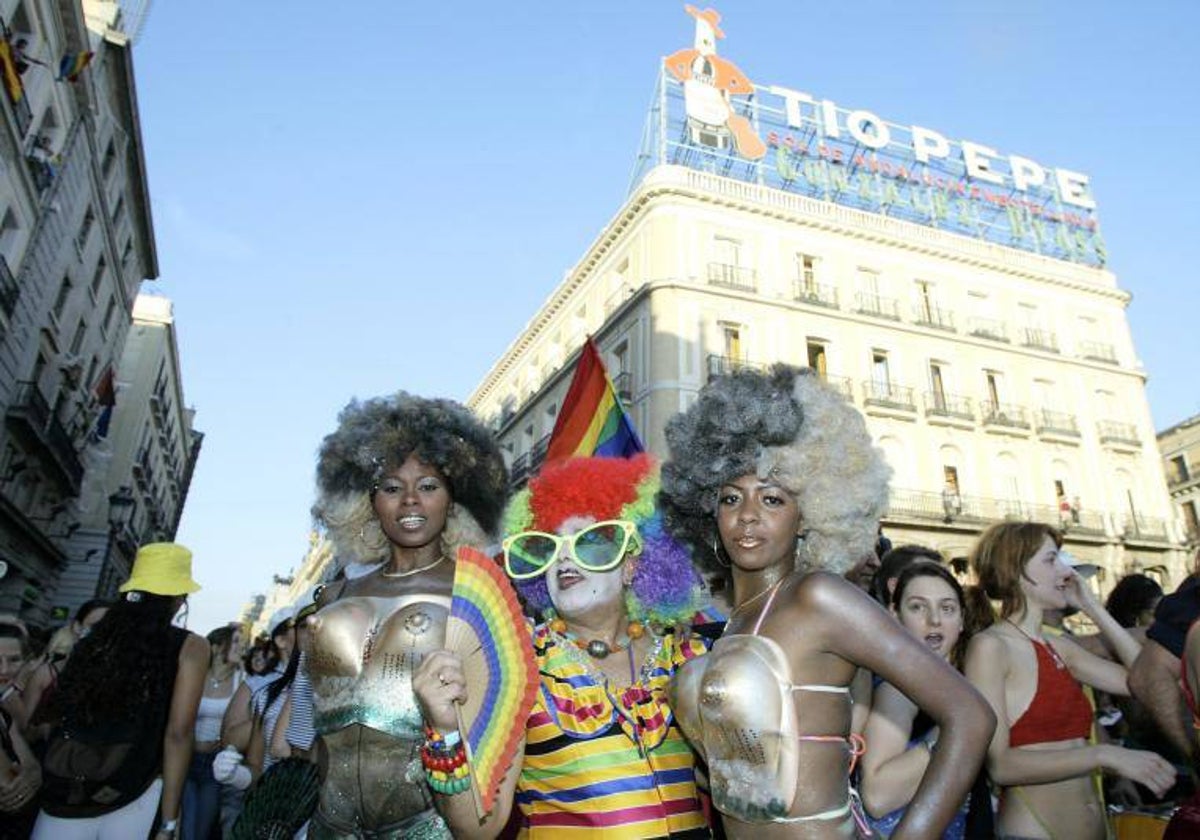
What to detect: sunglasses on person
<box><xmin>502</xmin><ymin>520</ymin><xmax>643</xmax><ymax>580</ymax></box>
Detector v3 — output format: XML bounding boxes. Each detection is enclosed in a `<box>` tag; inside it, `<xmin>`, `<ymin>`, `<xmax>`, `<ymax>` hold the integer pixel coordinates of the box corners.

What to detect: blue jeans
<box><xmin>181</xmin><ymin>751</ymin><xmax>220</xmax><ymax>840</ymax></box>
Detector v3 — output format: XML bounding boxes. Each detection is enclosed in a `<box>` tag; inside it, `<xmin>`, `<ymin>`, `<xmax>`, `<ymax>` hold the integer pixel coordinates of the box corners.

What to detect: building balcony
<box><xmin>1122</xmin><ymin>515</ymin><xmax>1170</xmax><ymax>543</ymax></box>
<box><xmin>4</xmin><ymin>381</ymin><xmax>83</xmax><ymax>494</ymax></box>
<box><xmin>529</xmin><ymin>435</ymin><xmax>551</xmax><ymax>470</ymax></box>
<box><xmin>0</xmin><ymin>255</ymin><xmax>18</xmax><ymax>319</ymax></box>
<box><xmin>924</xmin><ymin>391</ymin><xmax>974</xmax><ymax>422</ymax></box>
<box><xmin>1078</xmin><ymin>340</ymin><xmax>1118</xmax><ymax>364</ymax></box>
<box><xmin>25</xmin><ymin>155</ymin><xmax>54</xmax><ymax>193</ymax></box>
<box><xmin>1020</xmin><ymin>328</ymin><xmax>1060</xmax><ymax>353</ymax></box>
<box><xmin>706</xmin><ymin>354</ymin><xmax>764</xmax><ymax>381</ymax></box>
<box><xmin>612</xmin><ymin>371</ymin><xmax>633</xmax><ymax>403</ymax></box>
<box><xmin>1034</xmin><ymin>409</ymin><xmax>1080</xmax><ymax>437</ymax></box>
<box><xmin>793</xmin><ymin>280</ymin><xmax>839</xmax><ymax>309</ymax></box>
<box><xmin>885</xmin><ymin>488</ymin><xmax>1107</xmax><ymax>536</ymax></box>
<box><xmin>510</xmin><ymin>453</ymin><xmax>530</xmax><ymax>486</ymax></box>
<box><xmin>862</xmin><ymin>380</ymin><xmax>916</xmax><ymax>412</ymax></box>
<box><xmin>821</xmin><ymin>375</ymin><xmax>855</xmax><ymax>401</ymax></box>
<box><xmin>966</xmin><ymin>317</ymin><xmax>1010</xmax><ymax>343</ymax></box>
<box><xmin>913</xmin><ymin>305</ymin><xmax>955</xmax><ymax>332</ymax></box>
<box><xmin>981</xmin><ymin>401</ymin><xmax>1030</xmax><ymax>431</ymax></box>
<box><xmin>1097</xmin><ymin>420</ymin><xmax>1141</xmax><ymax>447</ymax></box>
<box><xmin>706</xmin><ymin>262</ymin><xmax>756</xmax><ymax>292</ymax></box>
<box><xmin>854</xmin><ymin>292</ymin><xmax>901</xmax><ymax>321</ymax></box>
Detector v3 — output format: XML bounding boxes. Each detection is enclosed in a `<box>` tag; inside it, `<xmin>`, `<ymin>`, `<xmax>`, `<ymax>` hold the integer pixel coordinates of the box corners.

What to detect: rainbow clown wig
<box><xmin>504</xmin><ymin>454</ymin><xmax>704</xmax><ymax>627</ymax></box>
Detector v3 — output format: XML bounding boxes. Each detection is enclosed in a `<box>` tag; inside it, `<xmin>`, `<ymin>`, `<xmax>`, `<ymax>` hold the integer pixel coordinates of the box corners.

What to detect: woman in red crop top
<box><xmin>964</xmin><ymin>522</ymin><xmax>1175</xmax><ymax>839</ymax></box>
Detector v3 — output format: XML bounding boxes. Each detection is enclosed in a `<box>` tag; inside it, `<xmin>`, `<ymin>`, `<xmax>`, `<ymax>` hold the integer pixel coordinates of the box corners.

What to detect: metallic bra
<box><xmin>670</xmin><ymin>633</ymin><xmax>851</xmax><ymax>823</ymax></box>
<box><xmin>306</xmin><ymin>593</ymin><xmax>450</xmax><ymax>737</ymax></box>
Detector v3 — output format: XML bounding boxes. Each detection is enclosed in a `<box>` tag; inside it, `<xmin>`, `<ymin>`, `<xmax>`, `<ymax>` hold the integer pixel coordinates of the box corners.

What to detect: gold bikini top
<box><xmin>669</xmin><ymin>583</ymin><xmax>854</xmax><ymax>823</ymax></box>
<box><xmin>306</xmin><ymin>593</ymin><xmax>449</xmax><ymax>738</ymax></box>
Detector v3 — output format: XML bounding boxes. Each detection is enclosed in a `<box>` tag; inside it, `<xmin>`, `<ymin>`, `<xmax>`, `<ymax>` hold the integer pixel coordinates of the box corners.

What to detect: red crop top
<box><xmin>1008</xmin><ymin>637</ymin><xmax>1093</xmax><ymax>747</ymax></box>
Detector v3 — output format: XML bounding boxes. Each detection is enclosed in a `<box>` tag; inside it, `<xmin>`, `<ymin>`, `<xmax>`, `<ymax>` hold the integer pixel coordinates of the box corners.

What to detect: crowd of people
<box><xmin>1</xmin><ymin>367</ymin><xmax>1199</xmax><ymax>839</ymax></box>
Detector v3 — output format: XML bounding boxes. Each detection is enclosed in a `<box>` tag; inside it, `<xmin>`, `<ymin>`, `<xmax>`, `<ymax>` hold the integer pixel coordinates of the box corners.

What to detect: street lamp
<box><xmin>97</xmin><ymin>487</ymin><xmax>136</xmax><ymax>598</ymax></box>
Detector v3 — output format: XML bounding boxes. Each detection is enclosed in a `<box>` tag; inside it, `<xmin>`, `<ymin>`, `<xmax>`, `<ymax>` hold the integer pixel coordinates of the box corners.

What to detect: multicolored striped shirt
<box><xmin>515</xmin><ymin>625</ymin><xmax>711</xmax><ymax>838</ymax></box>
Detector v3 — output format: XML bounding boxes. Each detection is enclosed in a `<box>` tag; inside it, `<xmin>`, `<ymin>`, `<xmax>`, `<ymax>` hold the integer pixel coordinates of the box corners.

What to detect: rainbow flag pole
<box><xmin>543</xmin><ymin>336</ymin><xmax>644</xmax><ymax>464</ymax></box>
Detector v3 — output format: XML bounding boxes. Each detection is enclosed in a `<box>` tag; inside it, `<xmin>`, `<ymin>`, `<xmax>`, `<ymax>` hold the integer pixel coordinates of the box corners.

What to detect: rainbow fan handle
<box><xmin>455</xmin><ymin>703</ymin><xmax>486</xmax><ymax>818</ymax></box>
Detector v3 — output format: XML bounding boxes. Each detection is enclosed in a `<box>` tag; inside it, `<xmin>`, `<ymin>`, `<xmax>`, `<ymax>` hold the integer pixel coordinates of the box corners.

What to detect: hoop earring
<box><xmin>794</xmin><ymin>530</ymin><xmax>807</xmax><ymax>562</ymax></box>
<box><xmin>711</xmin><ymin>536</ymin><xmax>731</xmax><ymax>568</ymax></box>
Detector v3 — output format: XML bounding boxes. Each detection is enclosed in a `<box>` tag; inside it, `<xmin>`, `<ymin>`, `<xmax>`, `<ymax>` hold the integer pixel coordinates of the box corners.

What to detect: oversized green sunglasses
<box><xmin>502</xmin><ymin>520</ymin><xmax>643</xmax><ymax>580</ymax></box>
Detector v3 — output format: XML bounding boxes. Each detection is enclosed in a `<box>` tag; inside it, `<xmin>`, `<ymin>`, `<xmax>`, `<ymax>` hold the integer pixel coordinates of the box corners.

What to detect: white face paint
<box><xmin>545</xmin><ymin>515</ymin><xmax>627</xmax><ymax>622</ymax></box>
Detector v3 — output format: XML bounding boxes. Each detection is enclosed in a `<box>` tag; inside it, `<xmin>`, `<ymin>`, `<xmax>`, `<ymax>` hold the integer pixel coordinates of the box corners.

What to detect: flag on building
<box><xmin>0</xmin><ymin>40</ymin><xmax>23</xmax><ymax>102</ymax></box>
<box><xmin>57</xmin><ymin>50</ymin><xmax>92</xmax><ymax>82</ymax></box>
<box><xmin>544</xmin><ymin>337</ymin><xmax>643</xmax><ymax>463</ymax></box>
<box><xmin>91</xmin><ymin>366</ymin><xmax>116</xmax><ymax>440</ymax></box>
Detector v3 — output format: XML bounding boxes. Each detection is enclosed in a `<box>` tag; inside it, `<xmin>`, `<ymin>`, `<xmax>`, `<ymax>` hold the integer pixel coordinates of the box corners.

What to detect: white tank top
<box><xmin>194</xmin><ymin>670</ymin><xmax>242</xmax><ymax>742</ymax></box>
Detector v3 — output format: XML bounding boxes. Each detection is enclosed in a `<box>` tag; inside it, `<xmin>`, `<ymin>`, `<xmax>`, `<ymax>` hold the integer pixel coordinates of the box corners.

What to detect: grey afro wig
<box><xmin>313</xmin><ymin>393</ymin><xmax>509</xmax><ymax>564</ymax></box>
<box><xmin>660</xmin><ymin>364</ymin><xmax>891</xmax><ymax>575</ymax></box>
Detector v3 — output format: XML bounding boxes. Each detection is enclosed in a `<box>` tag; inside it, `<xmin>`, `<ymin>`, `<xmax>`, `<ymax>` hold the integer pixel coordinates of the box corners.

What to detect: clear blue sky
<box><xmin>131</xmin><ymin>1</ymin><xmax>1200</xmax><ymax>632</ymax></box>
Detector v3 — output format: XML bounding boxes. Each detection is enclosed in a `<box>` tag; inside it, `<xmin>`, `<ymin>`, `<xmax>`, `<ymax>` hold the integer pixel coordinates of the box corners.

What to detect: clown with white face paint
<box><xmin>414</xmin><ymin>454</ymin><xmax>715</xmax><ymax>839</ymax></box>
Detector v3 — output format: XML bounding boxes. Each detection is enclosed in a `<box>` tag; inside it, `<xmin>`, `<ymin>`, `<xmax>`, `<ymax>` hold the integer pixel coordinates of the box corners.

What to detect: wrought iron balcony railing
<box><xmin>967</xmin><ymin>317</ymin><xmax>1010</xmax><ymax>342</ymax></box>
<box><xmin>1034</xmin><ymin>409</ymin><xmax>1080</xmax><ymax>436</ymax></box>
<box><xmin>862</xmin><ymin>380</ymin><xmax>916</xmax><ymax>411</ymax></box>
<box><xmin>980</xmin><ymin>401</ymin><xmax>1030</xmax><ymax>429</ymax></box>
<box><xmin>5</xmin><ymin>381</ymin><xmax>83</xmax><ymax>492</ymax></box>
<box><xmin>706</xmin><ymin>262</ymin><xmax>757</xmax><ymax>292</ymax></box>
<box><xmin>1020</xmin><ymin>328</ymin><xmax>1060</xmax><ymax>353</ymax></box>
<box><xmin>1097</xmin><ymin>420</ymin><xmax>1140</xmax><ymax>447</ymax></box>
<box><xmin>706</xmin><ymin>354</ymin><xmax>764</xmax><ymax>381</ymax></box>
<box><xmin>1078</xmin><ymin>340</ymin><xmax>1118</xmax><ymax>363</ymax></box>
<box><xmin>854</xmin><ymin>292</ymin><xmax>901</xmax><ymax>321</ymax></box>
<box><xmin>913</xmin><ymin>305</ymin><xmax>955</xmax><ymax>331</ymax></box>
<box><xmin>793</xmin><ymin>280</ymin><xmax>839</xmax><ymax>309</ymax></box>
<box><xmin>924</xmin><ymin>391</ymin><xmax>974</xmax><ymax>421</ymax></box>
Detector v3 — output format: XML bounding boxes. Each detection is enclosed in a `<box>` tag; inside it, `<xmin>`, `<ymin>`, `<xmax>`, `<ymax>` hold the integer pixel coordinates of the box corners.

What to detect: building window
<box><xmin>721</xmin><ymin>323</ymin><xmax>742</xmax><ymax>361</ymax></box>
<box><xmin>1171</xmin><ymin>455</ymin><xmax>1190</xmax><ymax>484</ymax></box>
<box><xmin>75</xmin><ymin>207</ymin><xmax>95</xmax><ymax>255</ymax></box>
<box><xmin>111</xmin><ymin>195</ymin><xmax>125</xmax><ymax>227</ymax></box>
<box><xmin>69</xmin><ymin>319</ymin><xmax>86</xmax><ymax>354</ymax></box>
<box><xmin>714</xmin><ymin>236</ymin><xmax>742</xmax><ymax>267</ymax></box>
<box><xmin>101</xmin><ymin>296</ymin><xmax>116</xmax><ymax>336</ymax></box>
<box><xmin>929</xmin><ymin>362</ymin><xmax>947</xmax><ymax>407</ymax></box>
<box><xmin>796</xmin><ymin>253</ymin><xmax>817</xmax><ymax>291</ymax></box>
<box><xmin>102</xmin><ymin>140</ymin><xmax>117</xmax><ymax>178</ymax></box>
<box><xmin>90</xmin><ymin>257</ymin><xmax>106</xmax><ymax>297</ymax></box>
<box><xmin>51</xmin><ymin>275</ymin><xmax>72</xmax><ymax>321</ymax></box>
<box><xmin>871</xmin><ymin>350</ymin><xmax>890</xmax><ymax>389</ymax></box>
<box><xmin>984</xmin><ymin>370</ymin><xmax>1002</xmax><ymax>406</ymax></box>
<box><xmin>1184</xmin><ymin>500</ymin><xmax>1200</xmax><ymax>540</ymax></box>
<box><xmin>806</xmin><ymin>341</ymin><xmax>827</xmax><ymax>378</ymax></box>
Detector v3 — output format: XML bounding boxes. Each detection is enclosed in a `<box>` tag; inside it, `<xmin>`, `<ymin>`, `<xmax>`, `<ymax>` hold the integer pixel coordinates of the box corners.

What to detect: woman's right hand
<box><xmin>1099</xmin><ymin>744</ymin><xmax>1176</xmax><ymax>797</ymax></box>
<box><xmin>413</xmin><ymin>650</ymin><xmax>468</xmax><ymax>732</ymax></box>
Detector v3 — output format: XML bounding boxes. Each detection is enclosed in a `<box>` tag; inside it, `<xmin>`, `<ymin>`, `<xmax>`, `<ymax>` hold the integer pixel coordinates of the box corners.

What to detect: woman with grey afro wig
<box><xmin>302</xmin><ymin>392</ymin><xmax>508</xmax><ymax>839</ymax></box>
<box><xmin>660</xmin><ymin>364</ymin><xmax>890</xmax><ymax>576</ymax></box>
<box><xmin>660</xmin><ymin>365</ymin><xmax>995</xmax><ymax>837</ymax></box>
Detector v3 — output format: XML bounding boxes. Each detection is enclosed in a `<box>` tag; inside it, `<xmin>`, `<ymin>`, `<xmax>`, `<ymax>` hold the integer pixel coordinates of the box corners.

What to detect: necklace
<box><xmin>209</xmin><ymin>669</ymin><xmax>232</xmax><ymax>689</ymax></box>
<box><xmin>732</xmin><ymin>577</ymin><xmax>785</xmax><ymax>620</ymax></box>
<box><xmin>381</xmin><ymin>554</ymin><xmax>448</xmax><ymax>578</ymax></box>
<box><xmin>1004</xmin><ymin>619</ymin><xmax>1068</xmax><ymax>670</ymax></box>
<box><xmin>548</xmin><ymin>618</ymin><xmax>646</xmax><ymax>659</ymax></box>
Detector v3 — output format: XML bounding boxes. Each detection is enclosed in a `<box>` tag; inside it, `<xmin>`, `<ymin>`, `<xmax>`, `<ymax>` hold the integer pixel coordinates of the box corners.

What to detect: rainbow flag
<box><xmin>544</xmin><ymin>337</ymin><xmax>643</xmax><ymax>463</ymax></box>
<box><xmin>57</xmin><ymin>50</ymin><xmax>92</xmax><ymax>82</ymax></box>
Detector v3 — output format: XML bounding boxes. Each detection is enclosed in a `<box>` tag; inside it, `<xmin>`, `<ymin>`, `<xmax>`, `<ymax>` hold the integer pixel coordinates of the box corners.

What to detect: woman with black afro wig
<box><xmin>301</xmin><ymin>392</ymin><xmax>508</xmax><ymax>839</ymax></box>
<box><xmin>660</xmin><ymin>364</ymin><xmax>995</xmax><ymax>839</ymax></box>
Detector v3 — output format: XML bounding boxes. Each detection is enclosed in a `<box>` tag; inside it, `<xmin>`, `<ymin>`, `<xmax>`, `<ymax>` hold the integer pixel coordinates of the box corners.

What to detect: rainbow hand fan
<box><xmin>446</xmin><ymin>546</ymin><xmax>539</xmax><ymax>818</ymax></box>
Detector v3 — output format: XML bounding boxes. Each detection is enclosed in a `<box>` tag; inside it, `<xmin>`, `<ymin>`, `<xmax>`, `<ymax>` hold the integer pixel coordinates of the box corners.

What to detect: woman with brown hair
<box><xmin>964</xmin><ymin>521</ymin><xmax>1175</xmax><ymax>839</ymax></box>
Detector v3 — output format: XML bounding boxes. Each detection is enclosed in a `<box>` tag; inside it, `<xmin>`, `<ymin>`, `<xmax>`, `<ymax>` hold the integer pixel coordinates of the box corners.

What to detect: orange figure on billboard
<box><xmin>664</xmin><ymin>5</ymin><xmax>766</xmax><ymax>161</ymax></box>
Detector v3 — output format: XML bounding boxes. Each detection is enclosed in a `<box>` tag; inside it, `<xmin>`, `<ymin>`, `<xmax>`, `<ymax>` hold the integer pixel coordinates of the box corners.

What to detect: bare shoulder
<box><xmin>182</xmin><ymin>631</ymin><xmax>209</xmax><ymax>660</ymax></box>
<box><xmin>965</xmin><ymin>626</ymin><xmax>1012</xmax><ymax>668</ymax></box>
<box><xmin>789</xmin><ymin>569</ymin><xmax>868</xmax><ymax>610</ymax></box>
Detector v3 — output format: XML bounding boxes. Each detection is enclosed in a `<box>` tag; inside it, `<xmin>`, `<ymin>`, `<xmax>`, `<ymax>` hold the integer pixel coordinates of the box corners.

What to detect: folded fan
<box><xmin>446</xmin><ymin>545</ymin><xmax>539</xmax><ymax>817</ymax></box>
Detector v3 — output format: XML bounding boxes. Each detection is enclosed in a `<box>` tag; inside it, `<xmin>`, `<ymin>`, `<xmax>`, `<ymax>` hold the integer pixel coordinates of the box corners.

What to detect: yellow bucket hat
<box><xmin>119</xmin><ymin>542</ymin><xmax>201</xmax><ymax>596</ymax></box>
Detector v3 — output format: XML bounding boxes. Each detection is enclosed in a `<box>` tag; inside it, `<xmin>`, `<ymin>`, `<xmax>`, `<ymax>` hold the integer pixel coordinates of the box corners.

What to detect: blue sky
<box><xmin>131</xmin><ymin>1</ymin><xmax>1200</xmax><ymax>631</ymax></box>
